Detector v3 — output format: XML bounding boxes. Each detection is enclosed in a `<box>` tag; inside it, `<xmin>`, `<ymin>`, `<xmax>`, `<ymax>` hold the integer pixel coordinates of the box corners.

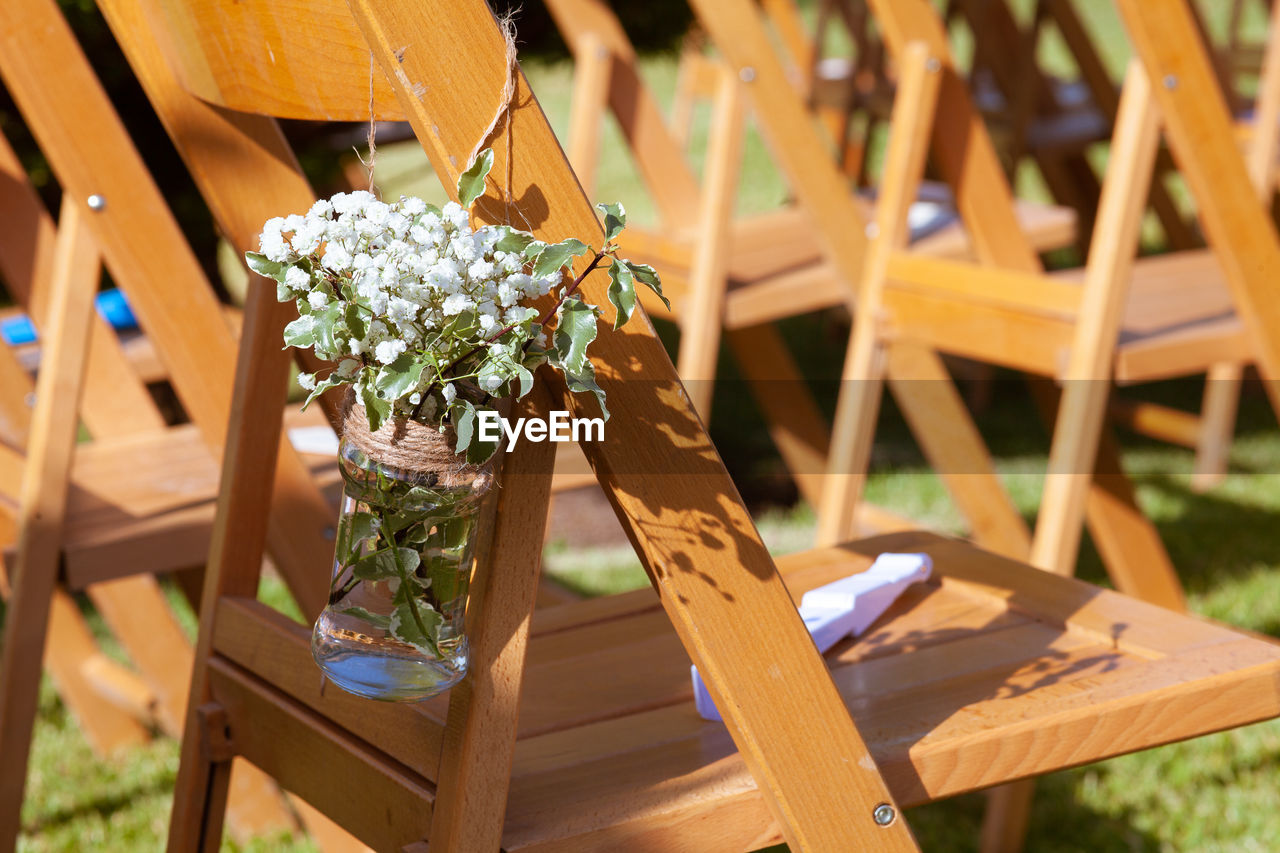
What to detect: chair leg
<box><xmin>980</xmin><ymin>779</ymin><xmax>1036</xmax><ymax>853</ymax></box>
<box><xmin>0</xmin><ymin>197</ymin><xmax>115</xmax><ymax>852</ymax></box>
<box><xmin>168</xmin><ymin>703</ymin><xmax>235</xmax><ymax>853</ymax></box>
<box><xmin>676</xmin><ymin>63</ymin><xmax>745</xmax><ymax>421</ymax></box>
<box><xmin>1191</xmin><ymin>361</ymin><xmax>1242</xmax><ymax>492</ymax></box>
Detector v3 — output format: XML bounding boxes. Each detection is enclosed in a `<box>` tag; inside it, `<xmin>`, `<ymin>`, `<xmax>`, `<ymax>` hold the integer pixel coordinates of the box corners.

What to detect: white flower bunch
<box><xmin>246</xmin><ymin>150</ymin><xmax>666</xmax><ymax>461</ymax></box>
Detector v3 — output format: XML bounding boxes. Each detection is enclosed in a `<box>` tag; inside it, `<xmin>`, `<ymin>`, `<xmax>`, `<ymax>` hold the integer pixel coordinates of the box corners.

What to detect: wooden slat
<box><xmin>684</xmin><ymin>0</ymin><xmax>868</xmax><ymax>305</ymax></box>
<box><xmin>358</xmin><ymin>0</ymin><xmax>919</xmax><ymax>847</ymax></box>
<box><xmin>1029</xmin><ymin>61</ymin><xmax>1162</xmax><ymax>577</ymax></box>
<box><xmin>883</xmin><ymin>288</ymin><xmax>1072</xmax><ymax>375</ymax></box>
<box><xmin>725</xmin><ymin>323</ymin><xmax>830</xmax><ymax>507</ymax></box>
<box><xmin>0</xmin><ymin>198</ymin><xmax>108</xmax><ymax>850</ymax></box>
<box><xmin>429</xmin><ymin>395</ymin><xmax>557</xmax><ymax>852</ymax></box>
<box><xmin>885</xmin><ymin>344</ymin><xmax>1032</xmax><ymax>560</ymax></box>
<box><xmin>675</xmin><ymin>63</ymin><xmax>745</xmax><ymax>418</ymax></box>
<box><xmin>211</xmin><ymin>597</ymin><xmax>445</xmax><ymax>779</ymax></box>
<box><xmin>207</xmin><ymin>659</ymin><xmax>435</xmax><ymax>852</ymax></box>
<box><xmin>86</xmin><ymin>575</ymin><xmax>193</xmax><ymax>735</ymax></box>
<box><xmin>816</xmin><ymin>41</ymin><xmax>942</xmax><ymax>546</ymax></box>
<box><xmin>886</xmin><ymin>254</ymin><xmax>1082</xmax><ymax>319</ymax></box>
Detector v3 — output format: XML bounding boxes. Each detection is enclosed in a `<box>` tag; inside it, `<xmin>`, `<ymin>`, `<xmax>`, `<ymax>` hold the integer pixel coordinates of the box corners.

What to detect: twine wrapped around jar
<box><xmin>339</xmin><ymin>388</ymin><xmax>495</xmax><ymax>495</ymax></box>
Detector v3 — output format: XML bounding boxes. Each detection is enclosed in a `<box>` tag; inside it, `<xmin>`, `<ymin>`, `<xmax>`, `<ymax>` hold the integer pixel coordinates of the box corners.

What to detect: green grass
<box><xmin>13</xmin><ymin>14</ymin><xmax>1280</xmax><ymax>850</ymax></box>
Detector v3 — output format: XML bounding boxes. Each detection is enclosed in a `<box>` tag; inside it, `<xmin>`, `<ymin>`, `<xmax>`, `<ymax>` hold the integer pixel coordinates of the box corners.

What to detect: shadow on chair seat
<box><xmin>205</xmin><ymin>530</ymin><xmax>1280</xmax><ymax>851</ymax></box>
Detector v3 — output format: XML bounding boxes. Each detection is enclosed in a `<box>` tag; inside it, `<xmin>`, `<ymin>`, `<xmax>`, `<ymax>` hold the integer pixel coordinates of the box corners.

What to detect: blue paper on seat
<box><xmin>1</xmin><ymin>288</ymin><xmax>139</xmax><ymax>346</ymax></box>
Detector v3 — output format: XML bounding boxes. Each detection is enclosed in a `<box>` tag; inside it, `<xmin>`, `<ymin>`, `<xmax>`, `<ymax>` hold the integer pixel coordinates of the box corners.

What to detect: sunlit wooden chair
<box><xmin>100</xmin><ymin>0</ymin><xmax>1280</xmax><ymax>851</ymax></box>
<box><xmin>0</xmin><ymin>0</ymin><xmax>365</xmax><ymax>848</ymax></box>
<box><xmin>692</xmin><ymin>0</ymin><xmax>1280</xmax><ymax>848</ymax></box>
<box><xmin>1035</xmin><ymin>0</ymin><xmax>1280</xmax><ymax>492</ymax></box>
<box><xmin>765</xmin><ymin>0</ymin><xmax>1252</xmax><ymax>494</ymax></box>
<box><xmin>549</xmin><ymin>0</ymin><xmax>1072</xmax><ymax>558</ymax></box>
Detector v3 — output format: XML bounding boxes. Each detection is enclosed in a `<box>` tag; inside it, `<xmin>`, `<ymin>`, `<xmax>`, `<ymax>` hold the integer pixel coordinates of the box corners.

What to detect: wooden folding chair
<box><xmin>789</xmin><ymin>0</ymin><xmax>1253</xmax><ymax>491</ymax></box>
<box><xmin>549</xmin><ymin>0</ymin><xmax>1071</xmax><ymax>559</ymax></box>
<box><xmin>680</xmin><ymin>0</ymin><xmax>1185</xmax><ymax>620</ymax></box>
<box><xmin>0</xmin><ymin>0</ymin><xmax>370</xmax><ymax>847</ymax></box>
<box><xmin>692</xmin><ymin>0</ymin><xmax>1280</xmax><ymax>847</ymax></box>
<box><xmin>111</xmin><ymin>0</ymin><xmax>1280</xmax><ymax>850</ymax></box>
<box><xmin>1032</xmin><ymin>0</ymin><xmax>1280</xmax><ymax>492</ymax></box>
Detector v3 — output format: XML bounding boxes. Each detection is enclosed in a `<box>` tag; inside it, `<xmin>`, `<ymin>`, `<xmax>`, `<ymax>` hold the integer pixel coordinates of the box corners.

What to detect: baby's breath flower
<box><xmin>375</xmin><ymin>339</ymin><xmax>407</xmax><ymax>365</ymax></box>
<box><xmin>284</xmin><ymin>265</ymin><xmax>310</xmax><ymax>292</ymax></box>
<box><xmin>255</xmin><ymin>172</ymin><xmax>659</xmax><ymax>450</ymax></box>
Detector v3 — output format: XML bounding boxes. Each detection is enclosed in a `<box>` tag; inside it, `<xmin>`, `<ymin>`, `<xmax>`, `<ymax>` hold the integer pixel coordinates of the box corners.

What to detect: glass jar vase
<box><xmin>312</xmin><ymin>433</ymin><xmax>490</xmax><ymax>702</ymax></box>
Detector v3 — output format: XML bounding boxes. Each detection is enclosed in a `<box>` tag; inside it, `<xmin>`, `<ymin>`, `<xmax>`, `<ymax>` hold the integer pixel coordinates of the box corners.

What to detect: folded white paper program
<box><xmin>692</xmin><ymin>552</ymin><xmax>933</xmax><ymax>722</ymax></box>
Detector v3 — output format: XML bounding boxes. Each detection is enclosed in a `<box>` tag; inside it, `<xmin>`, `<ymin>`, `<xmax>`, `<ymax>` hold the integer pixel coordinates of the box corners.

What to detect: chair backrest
<box><xmin>106</xmin><ymin>0</ymin><xmax>921</xmax><ymax>849</ymax></box>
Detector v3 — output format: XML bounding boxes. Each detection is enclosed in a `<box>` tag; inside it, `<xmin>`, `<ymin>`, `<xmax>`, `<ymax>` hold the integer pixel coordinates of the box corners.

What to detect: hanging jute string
<box><xmin>470</xmin><ymin>13</ymin><xmax>530</xmax><ymax>228</ymax></box>
<box><xmin>365</xmin><ymin>51</ymin><xmax>378</xmax><ymax>192</ymax></box>
<box><xmin>468</xmin><ymin>13</ymin><xmax>519</xmax><ymax>177</ymax></box>
<box><xmin>340</xmin><ymin>15</ymin><xmax>525</xmax><ymax>484</ymax></box>
<box><xmin>340</xmin><ymin>389</ymin><xmax>494</xmax><ymax>494</ymax></box>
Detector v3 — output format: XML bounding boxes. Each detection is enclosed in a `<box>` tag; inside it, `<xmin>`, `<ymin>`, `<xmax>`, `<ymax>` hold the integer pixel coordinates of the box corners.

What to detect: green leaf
<box><xmin>596</xmin><ymin>201</ymin><xmax>626</xmax><ymax>243</ymax></box>
<box><xmin>466</xmin><ymin>405</ymin><xmax>500</xmax><ymax>464</ymax></box>
<box><xmin>514</xmin><ymin>364</ymin><xmax>535</xmax><ymax>399</ymax></box>
<box><xmin>553</xmin><ymin>297</ymin><xmax>599</xmax><ymax>376</ymax></box>
<box><xmin>302</xmin><ymin>374</ymin><xmax>346</xmax><ymax>412</ymax></box>
<box><xmin>624</xmin><ymin>259</ymin><xmax>669</xmax><ymax>310</ymax></box>
<box><xmin>385</xmin><ymin>507</ymin><xmax>432</xmax><ymax>535</ymax></box>
<box><xmin>389</xmin><ymin>600</ymin><xmax>444</xmax><ymax>656</ymax></box>
<box><xmin>337</xmin><ymin>510</ymin><xmax>380</xmax><ymax>565</ymax></box>
<box><xmin>441</xmin><ymin>310</ymin><xmax>478</xmax><ymax>339</ymax></box>
<box><xmin>282</xmin><ymin>315</ymin><xmax>316</xmax><ymax>349</ymax></box>
<box><xmin>531</xmin><ymin>238</ymin><xmax>591</xmax><ymax>279</ymax></box>
<box><xmin>522</xmin><ymin>240</ymin><xmax>548</xmax><ymax>260</ymax></box>
<box><xmin>361</xmin><ymin>384</ymin><xmax>391</xmax><ymax>432</ymax></box>
<box><xmin>352</xmin><ymin>546</ymin><xmax>421</xmax><ymax>581</ymax></box>
<box><xmin>555</xmin><ymin>353</ymin><xmax>610</xmax><ymax>422</ymax></box>
<box><xmin>375</xmin><ymin>351</ymin><xmax>425</xmax><ymax>401</ymax></box>
<box><xmin>338</xmin><ymin>606</ymin><xmax>391</xmax><ymax>630</ymax></box>
<box><xmin>606</xmin><ymin>258</ymin><xmax>637</xmax><ymax>329</ymax></box>
<box><xmin>426</xmin><ymin>553</ymin><xmax>464</xmax><ymax>602</ymax></box>
<box><xmin>457</xmin><ymin>148</ymin><xmax>494</xmax><ymax>209</ymax></box>
<box><xmin>494</xmin><ymin>226</ymin><xmax>536</xmax><ymax>254</ymax></box>
<box><xmin>246</xmin><ymin>251</ymin><xmax>291</xmax><ymax>283</ymax></box>
<box><xmin>451</xmin><ymin>399</ymin><xmax>476</xmax><ymax>455</ymax></box>
<box><xmin>344</xmin><ymin>303</ymin><xmax>367</xmax><ymax>341</ymax></box>
<box><xmin>312</xmin><ymin>302</ymin><xmax>342</xmax><ymax>356</ymax></box>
